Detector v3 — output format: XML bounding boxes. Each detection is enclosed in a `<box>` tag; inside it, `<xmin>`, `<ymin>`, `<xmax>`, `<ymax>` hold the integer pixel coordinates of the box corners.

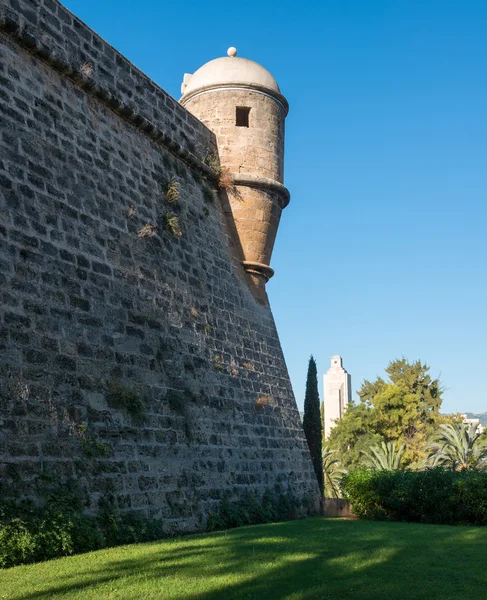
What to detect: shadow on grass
<box><xmin>6</xmin><ymin>519</ymin><xmax>487</xmax><ymax>600</ymax></box>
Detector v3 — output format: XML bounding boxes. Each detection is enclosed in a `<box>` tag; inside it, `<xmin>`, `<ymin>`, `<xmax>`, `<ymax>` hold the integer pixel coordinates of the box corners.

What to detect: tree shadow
<box><xmin>6</xmin><ymin>519</ymin><xmax>487</xmax><ymax>600</ymax></box>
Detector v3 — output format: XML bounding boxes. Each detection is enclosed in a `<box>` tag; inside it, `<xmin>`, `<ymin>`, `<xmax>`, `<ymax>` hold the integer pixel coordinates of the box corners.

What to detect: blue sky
<box><xmin>62</xmin><ymin>0</ymin><xmax>487</xmax><ymax>415</ymax></box>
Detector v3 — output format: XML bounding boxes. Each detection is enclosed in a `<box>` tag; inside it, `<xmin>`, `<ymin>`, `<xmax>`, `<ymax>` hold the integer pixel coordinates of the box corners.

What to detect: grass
<box><xmin>1</xmin><ymin>517</ymin><xmax>487</xmax><ymax>599</ymax></box>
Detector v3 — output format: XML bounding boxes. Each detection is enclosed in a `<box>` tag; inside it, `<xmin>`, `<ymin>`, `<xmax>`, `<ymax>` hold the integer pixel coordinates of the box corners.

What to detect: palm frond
<box><xmin>322</xmin><ymin>446</ymin><xmax>347</xmax><ymax>498</ymax></box>
<box><xmin>361</xmin><ymin>440</ymin><xmax>406</xmax><ymax>470</ymax></box>
<box><xmin>424</xmin><ymin>423</ymin><xmax>487</xmax><ymax>470</ymax></box>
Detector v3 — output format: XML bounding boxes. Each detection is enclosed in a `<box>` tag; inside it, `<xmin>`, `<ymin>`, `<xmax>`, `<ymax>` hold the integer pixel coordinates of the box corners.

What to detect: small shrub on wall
<box><xmin>137</xmin><ymin>224</ymin><xmax>157</xmax><ymax>238</ymax></box>
<box><xmin>164</xmin><ymin>177</ymin><xmax>180</xmax><ymax>204</ymax></box>
<box><xmin>255</xmin><ymin>395</ymin><xmax>273</xmax><ymax>410</ymax></box>
<box><xmin>107</xmin><ymin>381</ymin><xmax>145</xmax><ymax>416</ymax></box>
<box><xmin>163</xmin><ymin>211</ymin><xmax>182</xmax><ymax>237</ymax></box>
<box><xmin>342</xmin><ymin>468</ymin><xmax>487</xmax><ymax>525</ymax></box>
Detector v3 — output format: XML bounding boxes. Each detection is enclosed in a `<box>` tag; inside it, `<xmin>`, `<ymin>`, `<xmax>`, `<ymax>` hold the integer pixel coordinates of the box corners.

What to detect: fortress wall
<box><xmin>0</xmin><ymin>0</ymin><xmax>213</xmax><ymax>161</ymax></box>
<box><xmin>0</xmin><ymin>0</ymin><xmax>320</xmax><ymax>531</ymax></box>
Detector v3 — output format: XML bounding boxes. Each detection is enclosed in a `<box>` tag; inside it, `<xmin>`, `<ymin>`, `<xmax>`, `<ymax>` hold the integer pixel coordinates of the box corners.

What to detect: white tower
<box><xmin>323</xmin><ymin>356</ymin><xmax>351</xmax><ymax>439</ymax></box>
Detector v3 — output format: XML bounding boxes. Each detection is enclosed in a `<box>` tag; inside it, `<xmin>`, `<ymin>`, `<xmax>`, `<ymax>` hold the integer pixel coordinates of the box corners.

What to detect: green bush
<box><xmin>206</xmin><ymin>489</ymin><xmax>310</xmax><ymax>532</ymax></box>
<box><xmin>1</xmin><ymin>482</ymin><xmax>316</xmax><ymax>567</ymax></box>
<box><xmin>0</xmin><ymin>509</ymin><xmax>105</xmax><ymax>568</ymax></box>
<box><xmin>97</xmin><ymin>497</ymin><xmax>164</xmax><ymax>546</ymax></box>
<box><xmin>342</xmin><ymin>468</ymin><xmax>487</xmax><ymax>525</ymax></box>
<box><xmin>0</xmin><ymin>519</ymin><xmax>36</xmax><ymax>568</ymax></box>
<box><xmin>0</xmin><ymin>487</ymin><xmax>162</xmax><ymax>569</ymax></box>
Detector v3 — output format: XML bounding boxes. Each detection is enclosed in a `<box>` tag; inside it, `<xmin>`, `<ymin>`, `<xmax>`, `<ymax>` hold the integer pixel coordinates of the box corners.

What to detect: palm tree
<box><xmin>361</xmin><ymin>440</ymin><xmax>406</xmax><ymax>470</ymax></box>
<box><xmin>322</xmin><ymin>446</ymin><xmax>347</xmax><ymax>497</ymax></box>
<box><xmin>425</xmin><ymin>423</ymin><xmax>487</xmax><ymax>470</ymax></box>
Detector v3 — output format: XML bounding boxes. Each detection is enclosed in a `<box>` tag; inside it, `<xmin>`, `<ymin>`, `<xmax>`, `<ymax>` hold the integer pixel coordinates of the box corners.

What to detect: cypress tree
<box><xmin>320</xmin><ymin>400</ymin><xmax>325</xmax><ymax>447</ymax></box>
<box><xmin>303</xmin><ymin>356</ymin><xmax>324</xmax><ymax>493</ymax></box>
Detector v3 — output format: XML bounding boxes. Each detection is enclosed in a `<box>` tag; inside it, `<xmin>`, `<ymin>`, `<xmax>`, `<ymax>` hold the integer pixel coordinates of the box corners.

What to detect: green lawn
<box><xmin>2</xmin><ymin>518</ymin><xmax>486</xmax><ymax>600</ymax></box>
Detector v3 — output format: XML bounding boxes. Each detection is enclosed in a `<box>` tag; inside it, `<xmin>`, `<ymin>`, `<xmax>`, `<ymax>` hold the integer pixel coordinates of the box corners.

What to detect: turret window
<box><xmin>236</xmin><ymin>106</ymin><xmax>250</xmax><ymax>127</ymax></box>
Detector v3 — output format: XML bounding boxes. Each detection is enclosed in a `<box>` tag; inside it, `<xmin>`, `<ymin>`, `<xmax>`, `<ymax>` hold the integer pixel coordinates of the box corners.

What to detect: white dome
<box><xmin>181</xmin><ymin>49</ymin><xmax>280</xmax><ymax>99</ymax></box>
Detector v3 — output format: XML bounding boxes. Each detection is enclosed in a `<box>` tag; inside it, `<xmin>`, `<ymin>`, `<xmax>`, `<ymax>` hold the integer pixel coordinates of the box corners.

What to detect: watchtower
<box><xmin>180</xmin><ymin>47</ymin><xmax>289</xmax><ymax>288</ymax></box>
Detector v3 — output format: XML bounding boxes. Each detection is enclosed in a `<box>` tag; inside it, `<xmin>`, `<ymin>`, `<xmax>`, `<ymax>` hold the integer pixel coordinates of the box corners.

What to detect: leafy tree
<box><xmin>322</xmin><ymin>446</ymin><xmax>347</xmax><ymax>497</ymax></box>
<box><xmin>327</xmin><ymin>401</ymin><xmax>383</xmax><ymax>470</ymax></box>
<box><xmin>361</xmin><ymin>440</ymin><xmax>406</xmax><ymax>470</ymax></box>
<box><xmin>425</xmin><ymin>423</ymin><xmax>487</xmax><ymax>471</ymax></box>
<box><xmin>360</xmin><ymin>358</ymin><xmax>444</xmax><ymax>460</ymax></box>
<box><xmin>303</xmin><ymin>356</ymin><xmax>323</xmax><ymax>493</ymax></box>
<box><xmin>328</xmin><ymin>358</ymin><xmax>455</xmax><ymax>468</ymax></box>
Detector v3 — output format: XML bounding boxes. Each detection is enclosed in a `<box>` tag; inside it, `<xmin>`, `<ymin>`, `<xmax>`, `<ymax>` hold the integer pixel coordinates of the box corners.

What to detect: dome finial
<box><xmin>227</xmin><ymin>47</ymin><xmax>237</xmax><ymax>57</ymax></box>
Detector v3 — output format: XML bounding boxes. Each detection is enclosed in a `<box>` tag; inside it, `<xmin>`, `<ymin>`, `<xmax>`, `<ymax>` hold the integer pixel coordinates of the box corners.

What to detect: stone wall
<box><xmin>0</xmin><ymin>0</ymin><xmax>320</xmax><ymax>532</ymax></box>
<box><xmin>323</xmin><ymin>498</ymin><xmax>355</xmax><ymax>519</ymax></box>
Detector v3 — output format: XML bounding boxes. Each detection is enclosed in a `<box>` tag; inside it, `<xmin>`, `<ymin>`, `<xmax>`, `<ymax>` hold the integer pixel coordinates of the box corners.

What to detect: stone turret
<box><xmin>180</xmin><ymin>47</ymin><xmax>289</xmax><ymax>286</ymax></box>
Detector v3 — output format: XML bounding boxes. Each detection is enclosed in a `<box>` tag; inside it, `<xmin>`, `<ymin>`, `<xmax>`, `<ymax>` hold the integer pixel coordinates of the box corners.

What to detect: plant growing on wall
<box><xmin>212</xmin><ymin>354</ymin><xmax>226</xmax><ymax>371</ymax></box>
<box><xmin>255</xmin><ymin>395</ymin><xmax>273</xmax><ymax>410</ymax></box>
<box><xmin>218</xmin><ymin>167</ymin><xmax>242</xmax><ymax>200</ymax></box>
<box><xmin>202</xmin><ymin>152</ymin><xmax>241</xmax><ymax>199</ymax></box>
<box><xmin>202</xmin><ymin>151</ymin><xmax>220</xmax><ymax>172</ymax></box>
<box><xmin>77</xmin><ymin>424</ymin><xmax>112</xmax><ymax>459</ymax></box>
<box><xmin>202</xmin><ymin>184</ymin><xmax>215</xmax><ymax>204</ymax></box>
<box><xmin>206</xmin><ymin>488</ymin><xmax>311</xmax><ymax>532</ymax></box>
<box><xmin>163</xmin><ymin>212</ymin><xmax>182</xmax><ymax>237</ymax></box>
<box><xmin>137</xmin><ymin>224</ymin><xmax>157</xmax><ymax>238</ymax></box>
<box><xmin>106</xmin><ymin>381</ymin><xmax>145</xmax><ymax>416</ymax></box>
<box><xmin>164</xmin><ymin>177</ymin><xmax>180</xmax><ymax>204</ymax></box>
<box><xmin>80</xmin><ymin>62</ymin><xmax>93</xmax><ymax>77</ymax></box>
<box><xmin>166</xmin><ymin>390</ymin><xmax>194</xmax><ymax>441</ymax></box>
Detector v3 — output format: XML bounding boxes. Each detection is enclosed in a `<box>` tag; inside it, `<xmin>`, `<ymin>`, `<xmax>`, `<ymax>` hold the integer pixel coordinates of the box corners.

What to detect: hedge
<box><xmin>341</xmin><ymin>468</ymin><xmax>487</xmax><ymax>525</ymax></box>
<box><xmin>0</xmin><ymin>483</ymin><xmax>316</xmax><ymax>568</ymax></box>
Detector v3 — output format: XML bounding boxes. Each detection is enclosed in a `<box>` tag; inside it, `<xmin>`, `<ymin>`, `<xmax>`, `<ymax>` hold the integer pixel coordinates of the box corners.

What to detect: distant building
<box><xmin>323</xmin><ymin>356</ymin><xmax>352</xmax><ymax>439</ymax></box>
<box><xmin>462</xmin><ymin>415</ymin><xmax>484</xmax><ymax>434</ymax></box>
